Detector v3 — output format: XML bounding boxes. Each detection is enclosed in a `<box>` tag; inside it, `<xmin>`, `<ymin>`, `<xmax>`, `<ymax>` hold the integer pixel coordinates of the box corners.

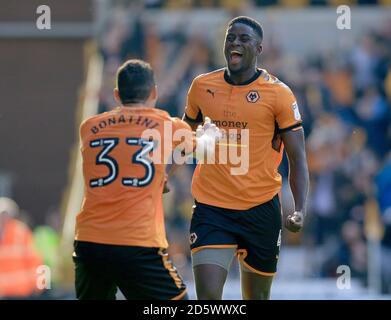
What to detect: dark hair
<box><xmin>116</xmin><ymin>59</ymin><xmax>155</xmax><ymax>104</ymax></box>
<box><xmin>228</xmin><ymin>16</ymin><xmax>263</xmax><ymax>41</ymax></box>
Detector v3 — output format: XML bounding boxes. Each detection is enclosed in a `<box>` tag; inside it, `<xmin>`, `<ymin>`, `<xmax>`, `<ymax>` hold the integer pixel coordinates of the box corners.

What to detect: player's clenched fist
<box><xmin>285</xmin><ymin>211</ymin><xmax>304</xmax><ymax>233</ymax></box>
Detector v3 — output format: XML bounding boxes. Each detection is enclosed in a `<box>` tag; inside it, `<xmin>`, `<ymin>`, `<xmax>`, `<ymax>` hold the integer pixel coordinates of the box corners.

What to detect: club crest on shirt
<box><xmin>246</xmin><ymin>91</ymin><xmax>260</xmax><ymax>103</ymax></box>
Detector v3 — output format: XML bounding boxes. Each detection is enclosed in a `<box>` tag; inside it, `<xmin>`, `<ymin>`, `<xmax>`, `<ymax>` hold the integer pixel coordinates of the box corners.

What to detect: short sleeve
<box><xmin>275</xmin><ymin>83</ymin><xmax>302</xmax><ymax>132</ymax></box>
<box><xmin>184</xmin><ymin>78</ymin><xmax>203</xmax><ymax>122</ymax></box>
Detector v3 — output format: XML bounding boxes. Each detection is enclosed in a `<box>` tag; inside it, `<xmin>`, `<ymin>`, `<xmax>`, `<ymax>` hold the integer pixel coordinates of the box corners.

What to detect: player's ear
<box><xmin>113</xmin><ymin>88</ymin><xmax>121</xmax><ymax>104</ymax></box>
<box><xmin>146</xmin><ymin>85</ymin><xmax>158</xmax><ymax>107</ymax></box>
<box><xmin>151</xmin><ymin>85</ymin><xmax>158</xmax><ymax>101</ymax></box>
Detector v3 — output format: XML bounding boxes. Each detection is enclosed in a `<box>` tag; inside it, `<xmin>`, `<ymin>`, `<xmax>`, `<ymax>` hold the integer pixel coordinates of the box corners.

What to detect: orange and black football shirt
<box><xmin>184</xmin><ymin>68</ymin><xmax>302</xmax><ymax>210</ymax></box>
<box><xmin>75</xmin><ymin>106</ymin><xmax>194</xmax><ymax>248</ymax></box>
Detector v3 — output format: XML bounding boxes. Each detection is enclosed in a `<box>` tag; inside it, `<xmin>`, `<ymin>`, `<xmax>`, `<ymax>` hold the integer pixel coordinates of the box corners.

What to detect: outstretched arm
<box><xmin>164</xmin><ymin>114</ymin><xmax>200</xmax><ymax>192</ymax></box>
<box><xmin>164</xmin><ymin>117</ymin><xmax>220</xmax><ymax>193</ymax></box>
<box><xmin>280</xmin><ymin>128</ymin><xmax>309</xmax><ymax>232</ymax></box>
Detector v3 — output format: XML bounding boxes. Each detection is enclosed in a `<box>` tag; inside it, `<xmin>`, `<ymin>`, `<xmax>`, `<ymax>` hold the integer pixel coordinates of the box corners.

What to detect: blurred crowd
<box><xmin>96</xmin><ymin>3</ymin><xmax>391</xmax><ymax>293</ymax></box>
<box><xmin>0</xmin><ymin>197</ymin><xmax>61</xmax><ymax>299</ymax></box>
<box><xmin>296</xmin><ymin>26</ymin><xmax>391</xmax><ymax>293</ymax></box>
<box><xmin>112</xmin><ymin>0</ymin><xmax>388</xmax><ymax>9</ymax></box>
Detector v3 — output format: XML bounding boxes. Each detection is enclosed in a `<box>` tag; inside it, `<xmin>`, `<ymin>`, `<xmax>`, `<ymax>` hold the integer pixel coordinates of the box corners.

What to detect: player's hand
<box><xmin>285</xmin><ymin>211</ymin><xmax>304</xmax><ymax>233</ymax></box>
<box><xmin>195</xmin><ymin>117</ymin><xmax>221</xmax><ymax>160</ymax></box>
<box><xmin>203</xmin><ymin>117</ymin><xmax>221</xmax><ymax>140</ymax></box>
<box><xmin>196</xmin><ymin>117</ymin><xmax>221</xmax><ymax>139</ymax></box>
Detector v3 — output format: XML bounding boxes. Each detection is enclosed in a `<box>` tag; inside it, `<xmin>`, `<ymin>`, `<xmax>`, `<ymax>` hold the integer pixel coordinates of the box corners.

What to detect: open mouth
<box><xmin>230</xmin><ymin>50</ymin><xmax>243</xmax><ymax>64</ymax></box>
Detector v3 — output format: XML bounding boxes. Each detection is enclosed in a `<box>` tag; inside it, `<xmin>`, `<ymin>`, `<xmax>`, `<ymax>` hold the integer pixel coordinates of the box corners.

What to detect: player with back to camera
<box><xmin>74</xmin><ymin>59</ymin><xmax>220</xmax><ymax>300</ymax></box>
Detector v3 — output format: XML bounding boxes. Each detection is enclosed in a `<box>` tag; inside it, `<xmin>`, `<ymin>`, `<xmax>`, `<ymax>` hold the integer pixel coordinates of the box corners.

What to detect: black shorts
<box><xmin>73</xmin><ymin>241</ymin><xmax>187</xmax><ymax>300</ymax></box>
<box><xmin>190</xmin><ymin>194</ymin><xmax>282</xmax><ymax>275</ymax></box>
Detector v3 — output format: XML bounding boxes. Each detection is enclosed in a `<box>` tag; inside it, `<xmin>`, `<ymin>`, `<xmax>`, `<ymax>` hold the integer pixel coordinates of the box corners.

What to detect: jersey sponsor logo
<box><xmin>212</xmin><ymin>119</ymin><xmax>248</xmax><ymax>129</ymax></box>
<box><xmin>292</xmin><ymin>101</ymin><xmax>301</xmax><ymax>121</ymax></box>
<box><xmin>189</xmin><ymin>232</ymin><xmax>197</xmax><ymax>244</ymax></box>
<box><xmin>246</xmin><ymin>91</ymin><xmax>260</xmax><ymax>103</ymax></box>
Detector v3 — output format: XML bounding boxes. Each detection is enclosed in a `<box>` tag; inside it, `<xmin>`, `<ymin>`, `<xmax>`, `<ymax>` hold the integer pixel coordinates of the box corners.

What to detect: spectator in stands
<box><xmin>321</xmin><ymin>220</ymin><xmax>367</xmax><ymax>283</ymax></box>
<box><xmin>375</xmin><ymin>152</ymin><xmax>391</xmax><ymax>293</ymax></box>
<box><xmin>33</xmin><ymin>208</ymin><xmax>61</xmax><ymax>288</ymax></box>
<box><xmin>0</xmin><ymin>198</ymin><xmax>43</xmax><ymax>299</ymax></box>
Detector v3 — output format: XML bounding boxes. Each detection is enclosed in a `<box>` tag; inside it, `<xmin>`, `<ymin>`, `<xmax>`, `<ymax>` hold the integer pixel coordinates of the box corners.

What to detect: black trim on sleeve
<box><xmin>278</xmin><ymin>122</ymin><xmax>302</xmax><ymax>133</ymax></box>
<box><xmin>183</xmin><ymin>111</ymin><xmax>203</xmax><ymax>124</ymax></box>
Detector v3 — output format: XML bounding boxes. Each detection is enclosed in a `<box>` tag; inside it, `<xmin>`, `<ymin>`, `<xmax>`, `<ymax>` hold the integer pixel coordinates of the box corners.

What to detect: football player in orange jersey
<box><xmin>182</xmin><ymin>16</ymin><xmax>309</xmax><ymax>299</ymax></box>
<box><xmin>74</xmin><ymin>59</ymin><xmax>219</xmax><ymax>300</ymax></box>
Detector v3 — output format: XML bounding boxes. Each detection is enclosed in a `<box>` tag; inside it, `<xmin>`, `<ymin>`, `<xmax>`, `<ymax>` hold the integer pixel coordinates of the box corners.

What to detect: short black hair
<box><xmin>116</xmin><ymin>59</ymin><xmax>155</xmax><ymax>104</ymax></box>
<box><xmin>228</xmin><ymin>16</ymin><xmax>263</xmax><ymax>41</ymax></box>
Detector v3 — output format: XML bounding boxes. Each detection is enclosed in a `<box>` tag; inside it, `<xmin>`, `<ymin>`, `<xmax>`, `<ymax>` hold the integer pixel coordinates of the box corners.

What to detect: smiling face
<box><xmin>224</xmin><ymin>23</ymin><xmax>262</xmax><ymax>75</ymax></box>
